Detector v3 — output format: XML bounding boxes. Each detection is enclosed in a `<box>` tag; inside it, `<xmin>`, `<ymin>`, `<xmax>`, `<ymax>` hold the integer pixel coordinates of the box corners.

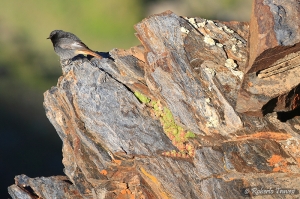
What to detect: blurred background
<box><xmin>0</xmin><ymin>0</ymin><xmax>251</xmax><ymax>197</ymax></box>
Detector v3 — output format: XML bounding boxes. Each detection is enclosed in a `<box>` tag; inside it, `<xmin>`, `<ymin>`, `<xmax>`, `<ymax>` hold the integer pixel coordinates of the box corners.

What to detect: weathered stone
<box><xmin>236</xmin><ymin>66</ymin><xmax>300</xmax><ymax>116</ymax></box>
<box><xmin>236</xmin><ymin>0</ymin><xmax>300</xmax><ymax>116</ymax></box>
<box><xmin>247</xmin><ymin>0</ymin><xmax>300</xmax><ymax>73</ymax></box>
<box><xmin>8</xmin><ymin>175</ymin><xmax>84</xmax><ymax>199</ymax></box>
<box><xmin>135</xmin><ymin>12</ymin><xmax>247</xmax><ymax>136</ymax></box>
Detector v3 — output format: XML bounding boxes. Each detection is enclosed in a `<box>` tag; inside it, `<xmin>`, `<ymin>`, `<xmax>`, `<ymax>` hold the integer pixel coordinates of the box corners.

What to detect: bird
<box><xmin>47</xmin><ymin>30</ymin><xmax>102</xmax><ymax>60</ymax></box>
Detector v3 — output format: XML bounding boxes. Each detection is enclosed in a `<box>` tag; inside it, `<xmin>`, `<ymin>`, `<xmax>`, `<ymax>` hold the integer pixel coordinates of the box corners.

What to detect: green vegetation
<box><xmin>134</xmin><ymin>91</ymin><xmax>151</xmax><ymax>104</ymax></box>
<box><xmin>134</xmin><ymin>92</ymin><xmax>196</xmax><ymax>158</ymax></box>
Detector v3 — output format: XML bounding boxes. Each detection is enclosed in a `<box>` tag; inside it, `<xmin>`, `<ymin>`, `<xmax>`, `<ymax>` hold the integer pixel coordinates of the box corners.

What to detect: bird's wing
<box><xmin>57</xmin><ymin>38</ymin><xmax>89</xmax><ymax>50</ymax></box>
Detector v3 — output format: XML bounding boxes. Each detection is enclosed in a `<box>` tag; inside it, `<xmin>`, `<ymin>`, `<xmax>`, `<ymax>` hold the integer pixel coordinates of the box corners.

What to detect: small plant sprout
<box><xmin>185</xmin><ymin>143</ymin><xmax>194</xmax><ymax>151</ymax></box>
<box><xmin>188</xmin><ymin>149</ymin><xmax>195</xmax><ymax>157</ymax></box>
<box><xmin>171</xmin><ymin>150</ymin><xmax>177</xmax><ymax>157</ymax></box>
<box><xmin>185</xmin><ymin>131</ymin><xmax>196</xmax><ymax>139</ymax></box>
<box><xmin>134</xmin><ymin>91</ymin><xmax>151</xmax><ymax>104</ymax></box>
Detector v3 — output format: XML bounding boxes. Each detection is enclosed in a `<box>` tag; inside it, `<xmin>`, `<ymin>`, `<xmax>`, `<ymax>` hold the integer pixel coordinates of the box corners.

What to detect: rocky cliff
<box><xmin>8</xmin><ymin>4</ymin><xmax>300</xmax><ymax>199</ymax></box>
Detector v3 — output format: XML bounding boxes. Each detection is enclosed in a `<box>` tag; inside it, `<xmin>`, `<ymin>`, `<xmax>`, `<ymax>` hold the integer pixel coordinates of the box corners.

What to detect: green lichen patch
<box><xmin>151</xmin><ymin>103</ymin><xmax>196</xmax><ymax>158</ymax></box>
<box><xmin>134</xmin><ymin>91</ymin><xmax>151</xmax><ymax>104</ymax></box>
<box><xmin>185</xmin><ymin>131</ymin><xmax>196</xmax><ymax>139</ymax></box>
<box><xmin>133</xmin><ymin>91</ymin><xmax>196</xmax><ymax>158</ymax></box>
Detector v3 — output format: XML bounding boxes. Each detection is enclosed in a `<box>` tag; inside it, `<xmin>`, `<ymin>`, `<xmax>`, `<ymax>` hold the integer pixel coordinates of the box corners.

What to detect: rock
<box><xmin>8</xmin><ymin>175</ymin><xmax>83</xmax><ymax>199</ymax></box>
<box><xmin>8</xmin><ymin>9</ymin><xmax>300</xmax><ymax>199</ymax></box>
<box><xmin>236</xmin><ymin>0</ymin><xmax>300</xmax><ymax>116</ymax></box>
<box><xmin>135</xmin><ymin>12</ymin><xmax>246</xmax><ymax>136</ymax></box>
<box><xmin>247</xmin><ymin>0</ymin><xmax>300</xmax><ymax>73</ymax></box>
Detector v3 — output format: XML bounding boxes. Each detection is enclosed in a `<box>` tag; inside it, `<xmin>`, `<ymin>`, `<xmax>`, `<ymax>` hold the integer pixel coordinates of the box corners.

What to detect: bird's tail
<box><xmin>77</xmin><ymin>49</ymin><xmax>102</xmax><ymax>59</ymax></box>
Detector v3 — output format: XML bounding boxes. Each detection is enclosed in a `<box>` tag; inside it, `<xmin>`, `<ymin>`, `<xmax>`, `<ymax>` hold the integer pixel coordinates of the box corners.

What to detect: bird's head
<box><xmin>47</xmin><ymin>30</ymin><xmax>64</xmax><ymax>40</ymax></box>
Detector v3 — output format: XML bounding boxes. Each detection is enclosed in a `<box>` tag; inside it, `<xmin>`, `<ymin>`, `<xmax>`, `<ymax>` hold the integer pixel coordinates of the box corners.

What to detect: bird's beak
<box><xmin>47</xmin><ymin>37</ymin><xmax>50</xmax><ymax>39</ymax></box>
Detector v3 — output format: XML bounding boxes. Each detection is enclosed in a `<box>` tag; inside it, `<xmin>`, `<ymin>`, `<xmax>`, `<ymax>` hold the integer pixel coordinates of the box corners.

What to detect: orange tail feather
<box><xmin>77</xmin><ymin>49</ymin><xmax>102</xmax><ymax>59</ymax></box>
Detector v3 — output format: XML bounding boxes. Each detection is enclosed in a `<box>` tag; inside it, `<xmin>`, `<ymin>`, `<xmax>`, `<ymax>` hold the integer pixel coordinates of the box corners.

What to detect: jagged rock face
<box><xmin>9</xmin><ymin>11</ymin><xmax>300</xmax><ymax>199</ymax></box>
<box><xmin>8</xmin><ymin>175</ymin><xmax>83</xmax><ymax>199</ymax></box>
<box><xmin>236</xmin><ymin>0</ymin><xmax>300</xmax><ymax>116</ymax></box>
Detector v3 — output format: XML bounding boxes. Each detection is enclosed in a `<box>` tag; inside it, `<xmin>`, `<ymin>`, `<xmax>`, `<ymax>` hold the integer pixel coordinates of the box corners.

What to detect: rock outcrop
<box><xmin>8</xmin><ymin>8</ymin><xmax>300</xmax><ymax>199</ymax></box>
<box><xmin>236</xmin><ymin>0</ymin><xmax>300</xmax><ymax>116</ymax></box>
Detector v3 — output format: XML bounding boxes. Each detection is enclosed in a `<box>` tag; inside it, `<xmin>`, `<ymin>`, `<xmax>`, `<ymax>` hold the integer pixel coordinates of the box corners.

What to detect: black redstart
<box><xmin>47</xmin><ymin>30</ymin><xmax>102</xmax><ymax>60</ymax></box>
